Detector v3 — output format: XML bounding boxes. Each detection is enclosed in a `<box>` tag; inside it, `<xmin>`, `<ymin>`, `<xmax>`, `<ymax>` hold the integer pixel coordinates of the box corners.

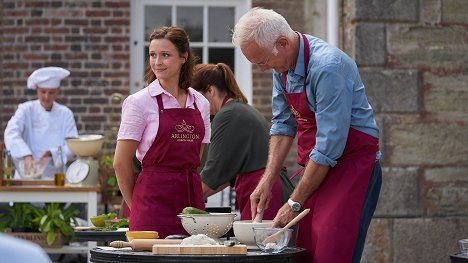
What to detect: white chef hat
<box><xmin>27</xmin><ymin>67</ymin><xmax>70</xmax><ymax>90</ymax></box>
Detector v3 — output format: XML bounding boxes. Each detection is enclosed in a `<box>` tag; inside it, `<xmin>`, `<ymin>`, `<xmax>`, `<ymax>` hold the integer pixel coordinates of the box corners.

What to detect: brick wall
<box><xmin>342</xmin><ymin>0</ymin><xmax>468</xmax><ymax>262</ymax></box>
<box><xmin>0</xmin><ymin>0</ymin><xmax>130</xmax><ymax>152</ymax></box>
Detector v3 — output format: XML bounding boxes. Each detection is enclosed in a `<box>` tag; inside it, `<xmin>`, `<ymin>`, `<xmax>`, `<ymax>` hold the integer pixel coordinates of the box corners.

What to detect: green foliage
<box><xmin>34</xmin><ymin>203</ymin><xmax>80</xmax><ymax>245</ymax></box>
<box><xmin>100</xmin><ymin>154</ymin><xmax>114</xmax><ymax>170</ymax></box>
<box><xmin>100</xmin><ymin>154</ymin><xmax>117</xmax><ymax>187</ymax></box>
<box><xmin>0</xmin><ymin>203</ymin><xmax>43</xmax><ymax>232</ymax></box>
<box><xmin>0</xmin><ymin>203</ymin><xmax>79</xmax><ymax>246</ymax></box>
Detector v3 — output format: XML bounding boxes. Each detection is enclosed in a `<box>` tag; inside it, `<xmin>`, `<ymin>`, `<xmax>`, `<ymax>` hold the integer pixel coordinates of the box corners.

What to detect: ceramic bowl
<box><xmin>90</xmin><ymin>214</ymin><xmax>108</xmax><ymax>227</ymax></box>
<box><xmin>126</xmin><ymin>231</ymin><xmax>158</xmax><ymax>241</ymax></box>
<box><xmin>66</xmin><ymin>134</ymin><xmax>104</xmax><ymax>157</ymax></box>
<box><xmin>232</xmin><ymin>220</ymin><xmax>273</xmax><ymax>247</ymax></box>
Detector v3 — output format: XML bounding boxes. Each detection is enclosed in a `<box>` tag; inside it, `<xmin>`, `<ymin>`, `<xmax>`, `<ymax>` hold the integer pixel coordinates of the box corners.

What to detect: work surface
<box><xmin>91</xmin><ymin>247</ymin><xmax>306</xmax><ymax>263</ymax></box>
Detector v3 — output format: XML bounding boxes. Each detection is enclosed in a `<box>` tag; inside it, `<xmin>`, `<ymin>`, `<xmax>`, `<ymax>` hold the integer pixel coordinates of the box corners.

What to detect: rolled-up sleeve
<box><xmin>197</xmin><ymin>94</ymin><xmax>211</xmax><ymax>144</ymax></box>
<box><xmin>117</xmin><ymin>96</ymin><xmax>146</xmax><ymax>142</ymax></box>
<box><xmin>270</xmin><ymin>73</ymin><xmax>298</xmax><ymax>137</ymax></box>
<box><xmin>311</xmin><ymin>65</ymin><xmax>352</xmax><ymax>167</ymax></box>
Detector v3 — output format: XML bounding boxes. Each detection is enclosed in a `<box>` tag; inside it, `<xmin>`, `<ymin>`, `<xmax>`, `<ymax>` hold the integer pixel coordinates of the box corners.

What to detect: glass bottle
<box><xmin>3</xmin><ymin>150</ymin><xmax>14</xmax><ymax>186</ymax></box>
<box><xmin>54</xmin><ymin>146</ymin><xmax>65</xmax><ymax>186</ymax></box>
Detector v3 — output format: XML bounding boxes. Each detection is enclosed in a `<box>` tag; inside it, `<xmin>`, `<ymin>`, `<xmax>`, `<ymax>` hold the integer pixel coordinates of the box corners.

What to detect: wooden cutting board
<box><xmin>152</xmin><ymin>244</ymin><xmax>247</xmax><ymax>255</ymax></box>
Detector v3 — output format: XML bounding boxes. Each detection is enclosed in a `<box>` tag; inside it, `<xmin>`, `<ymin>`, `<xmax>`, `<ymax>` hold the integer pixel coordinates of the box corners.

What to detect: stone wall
<box><xmin>342</xmin><ymin>0</ymin><xmax>468</xmax><ymax>262</ymax></box>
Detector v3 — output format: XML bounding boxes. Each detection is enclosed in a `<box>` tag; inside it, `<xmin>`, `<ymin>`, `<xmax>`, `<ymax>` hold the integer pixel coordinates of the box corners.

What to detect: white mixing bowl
<box><xmin>233</xmin><ymin>220</ymin><xmax>273</xmax><ymax>246</ymax></box>
<box><xmin>66</xmin><ymin>134</ymin><xmax>104</xmax><ymax>157</ymax></box>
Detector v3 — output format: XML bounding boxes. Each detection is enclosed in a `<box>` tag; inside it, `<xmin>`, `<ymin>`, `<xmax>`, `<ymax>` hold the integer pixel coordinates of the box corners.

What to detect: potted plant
<box><xmin>0</xmin><ymin>203</ymin><xmax>79</xmax><ymax>247</ymax></box>
<box><xmin>0</xmin><ymin>203</ymin><xmax>42</xmax><ymax>232</ymax></box>
<box><xmin>34</xmin><ymin>203</ymin><xmax>80</xmax><ymax>246</ymax></box>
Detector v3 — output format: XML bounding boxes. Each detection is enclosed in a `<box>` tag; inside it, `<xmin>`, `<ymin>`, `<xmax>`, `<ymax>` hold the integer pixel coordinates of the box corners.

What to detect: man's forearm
<box><xmin>290</xmin><ymin>160</ymin><xmax>330</xmax><ymax>206</ymax></box>
<box><xmin>261</xmin><ymin>135</ymin><xmax>294</xmax><ymax>185</ymax></box>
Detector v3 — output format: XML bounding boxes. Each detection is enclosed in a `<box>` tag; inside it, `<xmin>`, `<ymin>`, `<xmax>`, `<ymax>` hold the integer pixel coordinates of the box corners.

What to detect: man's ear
<box><xmin>277</xmin><ymin>36</ymin><xmax>290</xmax><ymax>50</ymax></box>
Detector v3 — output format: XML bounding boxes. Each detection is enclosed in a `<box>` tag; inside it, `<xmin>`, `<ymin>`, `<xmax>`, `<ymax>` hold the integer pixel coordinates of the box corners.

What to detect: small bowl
<box><xmin>233</xmin><ymin>220</ymin><xmax>273</xmax><ymax>247</ymax></box>
<box><xmin>90</xmin><ymin>215</ymin><xmax>108</xmax><ymax>227</ymax></box>
<box><xmin>253</xmin><ymin>227</ymin><xmax>293</xmax><ymax>253</ymax></box>
<box><xmin>126</xmin><ymin>231</ymin><xmax>158</xmax><ymax>241</ymax></box>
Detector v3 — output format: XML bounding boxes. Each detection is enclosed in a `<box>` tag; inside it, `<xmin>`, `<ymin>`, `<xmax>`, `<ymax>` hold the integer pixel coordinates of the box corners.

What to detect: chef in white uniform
<box><xmin>4</xmin><ymin>66</ymin><xmax>78</xmax><ymax>179</ymax></box>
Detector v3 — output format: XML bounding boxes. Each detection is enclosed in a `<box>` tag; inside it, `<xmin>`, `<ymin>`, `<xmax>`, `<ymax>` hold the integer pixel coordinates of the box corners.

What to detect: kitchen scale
<box><xmin>65</xmin><ymin>134</ymin><xmax>104</xmax><ymax>186</ymax></box>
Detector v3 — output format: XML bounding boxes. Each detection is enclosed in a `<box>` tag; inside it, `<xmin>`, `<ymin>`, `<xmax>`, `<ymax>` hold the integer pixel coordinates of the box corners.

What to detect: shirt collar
<box><xmin>292</xmin><ymin>31</ymin><xmax>305</xmax><ymax>78</ymax></box>
<box><xmin>147</xmin><ymin>80</ymin><xmax>195</xmax><ymax>105</ymax></box>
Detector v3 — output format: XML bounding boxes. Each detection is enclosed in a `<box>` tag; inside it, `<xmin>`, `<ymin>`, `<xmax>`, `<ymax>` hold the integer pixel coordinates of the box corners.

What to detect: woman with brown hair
<box><xmin>114</xmin><ymin>26</ymin><xmax>211</xmax><ymax>238</ymax></box>
<box><xmin>192</xmin><ymin>63</ymin><xmax>291</xmax><ymax>221</ymax></box>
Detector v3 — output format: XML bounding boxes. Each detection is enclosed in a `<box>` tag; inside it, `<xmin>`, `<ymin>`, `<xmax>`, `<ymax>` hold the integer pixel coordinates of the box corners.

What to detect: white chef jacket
<box><xmin>4</xmin><ymin>100</ymin><xmax>78</xmax><ymax>179</ymax></box>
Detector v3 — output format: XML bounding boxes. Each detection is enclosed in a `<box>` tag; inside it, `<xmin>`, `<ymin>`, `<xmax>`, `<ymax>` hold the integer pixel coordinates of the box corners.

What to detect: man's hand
<box><xmin>24</xmin><ymin>155</ymin><xmax>35</xmax><ymax>173</ymax></box>
<box><xmin>250</xmin><ymin>181</ymin><xmax>273</xmax><ymax>220</ymax></box>
<box><xmin>272</xmin><ymin>203</ymin><xmax>297</xmax><ymax>228</ymax></box>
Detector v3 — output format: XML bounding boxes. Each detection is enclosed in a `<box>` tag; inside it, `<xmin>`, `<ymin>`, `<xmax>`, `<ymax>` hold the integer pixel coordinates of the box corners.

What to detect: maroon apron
<box><xmin>220</xmin><ymin>97</ymin><xmax>282</xmax><ymax>221</ymax></box>
<box><xmin>234</xmin><ymin>167</ymin><xmax>282</xmax><ymax>220</ymax></box>
<box><xmin>283</xmin><ymin>34</ymin><xmax>379</xmax><ymax>262</ymax></box>
<box><xmin>129</xmin><ymin>94</ymin><xmax>206</xmax><ymax>238</ymax></box>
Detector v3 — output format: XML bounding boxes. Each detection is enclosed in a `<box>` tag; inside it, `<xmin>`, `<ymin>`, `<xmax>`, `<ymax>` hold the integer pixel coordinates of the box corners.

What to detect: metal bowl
<box><xmin>66</xmin><ymin>134</ymin><xmax>104</xmax><ymax>157</ymax></box>
<box><xmin>177</xmin><ymin>213</ymin><xmax>236</xmax><ymax>239</ymax></box>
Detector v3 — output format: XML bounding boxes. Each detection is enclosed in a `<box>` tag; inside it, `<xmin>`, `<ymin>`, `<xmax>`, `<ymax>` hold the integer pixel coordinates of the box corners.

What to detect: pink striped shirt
<box><xmin>117</xmin><ymin>80</ymin><xmax>211</xmax><ymax>162</ymax></box>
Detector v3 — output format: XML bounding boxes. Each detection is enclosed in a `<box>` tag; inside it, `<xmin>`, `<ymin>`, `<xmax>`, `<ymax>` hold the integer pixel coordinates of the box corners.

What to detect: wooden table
<box><xmin>0</xmin><ymin>185</ymin><xmax>100</xmax><ymax>263</ymax></box>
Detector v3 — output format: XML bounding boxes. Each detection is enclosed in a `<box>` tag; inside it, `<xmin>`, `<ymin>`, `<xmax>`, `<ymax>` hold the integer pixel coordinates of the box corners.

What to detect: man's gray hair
<box><xmin>232</xmin><ymin>7</ymin><xmax>295</xmax><ymax>50</ymax></box>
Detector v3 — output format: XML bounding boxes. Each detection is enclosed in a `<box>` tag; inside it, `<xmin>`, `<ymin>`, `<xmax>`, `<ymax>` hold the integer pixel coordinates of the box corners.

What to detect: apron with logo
<box><xmin>283</xmin><ymin>34</ymin><xmax>379</xmax><ymax>262</ymax></box>
<box><xmin>129</xmin><ymin>94</ymin><xmax>205</xmax><ymax>238</ymax></box>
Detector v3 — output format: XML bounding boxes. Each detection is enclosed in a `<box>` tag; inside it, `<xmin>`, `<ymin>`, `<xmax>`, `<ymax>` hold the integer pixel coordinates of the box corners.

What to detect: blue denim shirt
<box><xmin>270</xmin><ymin>33</ymin><xmax>380</xmax><ymax>167</ymax></box>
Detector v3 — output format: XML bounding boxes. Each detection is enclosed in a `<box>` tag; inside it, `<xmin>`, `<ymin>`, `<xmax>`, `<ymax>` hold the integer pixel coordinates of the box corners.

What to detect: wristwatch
<box><xmin>287</xmin><ymin>198</ymin><xmax>302</xmax><ymax>212</ymax></box>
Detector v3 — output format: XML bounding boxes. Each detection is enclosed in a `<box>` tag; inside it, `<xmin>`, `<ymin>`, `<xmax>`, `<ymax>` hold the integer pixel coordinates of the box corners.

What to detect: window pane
<box><xmin>176</xmin><ymin>6</ymin><xmax>203</xmax><ymax>42</ymax></box>
<box><xmin>192</xmin><ymin>48</ymin><xmax>203</xmax><ymax>64</ymax></box>
<box><xmin>144</xmin><ymin>6</ymin><xmax>172</xmax><ymax>39</ymax></box>
<box><xmin>208</xmin><ymin>48</ymin><xmax>235</xmax><ymax>73</ymax></box>
<box><xmin>208</xmin><ymin>7</ymin><xmax>234</xmax><ymax>43</ymax></box>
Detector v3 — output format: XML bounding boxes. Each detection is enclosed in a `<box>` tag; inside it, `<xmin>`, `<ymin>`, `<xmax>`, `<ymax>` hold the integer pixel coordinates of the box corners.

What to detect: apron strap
<box><xmin>156</xmin><ymin>93</ymin><xmax>199</xmax><ymax>110</ymax></box>
<box><xmin>281</xmin><ymin>33</ymin><xmax>310</xmax><ymax>92</ymax></box>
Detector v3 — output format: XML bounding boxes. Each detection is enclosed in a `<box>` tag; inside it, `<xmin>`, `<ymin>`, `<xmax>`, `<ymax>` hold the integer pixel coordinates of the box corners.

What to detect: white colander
<box><xmin>177</xmin><ymin>213</ymin><xmax>236</xmax><ymax>238</ymax></box>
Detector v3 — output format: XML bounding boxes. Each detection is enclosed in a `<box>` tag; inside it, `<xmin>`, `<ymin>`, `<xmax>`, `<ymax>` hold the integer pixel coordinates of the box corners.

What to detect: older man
<box><xmin>232</xmin><ymin>7</ymin><xmax>382</xmax><ymax>263</ymax></box>
<box><xmin>4</xmin><ymin>66</ymin><xmax>78</xmax><ymax>179</ymax></box>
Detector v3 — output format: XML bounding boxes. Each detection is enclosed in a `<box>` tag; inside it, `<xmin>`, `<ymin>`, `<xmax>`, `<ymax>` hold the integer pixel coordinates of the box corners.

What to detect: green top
<box><xmin>201</xmin><ymin>100</ymin><xmax>270</xmax><ymax>189</ymax></box>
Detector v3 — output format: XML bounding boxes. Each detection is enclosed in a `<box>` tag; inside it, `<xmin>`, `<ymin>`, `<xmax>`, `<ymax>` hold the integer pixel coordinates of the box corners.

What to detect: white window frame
<box><xmin>130</xmin><ymin>0</ymin><xmax>252</xmax><ymax>104</ymax></box>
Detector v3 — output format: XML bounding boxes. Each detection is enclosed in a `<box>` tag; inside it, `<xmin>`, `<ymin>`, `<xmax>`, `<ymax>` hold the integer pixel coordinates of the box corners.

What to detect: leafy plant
<box><xmin>100</xmin><ymin>154</ymin><xmax>117</xmax><ymax>187</ymax></box>
<box><xmin>0</xmin><ymin>203</ymin><xmax>42</xmax><ymax>232</ymax></box>
<box><xmin>33</xmin><ymin>203</ymin><xmax>80</xmax><ymax>246</ymax></box>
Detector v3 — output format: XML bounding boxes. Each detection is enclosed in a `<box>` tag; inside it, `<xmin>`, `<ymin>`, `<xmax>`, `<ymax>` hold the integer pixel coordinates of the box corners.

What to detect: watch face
<box><xmin>292</xmin><ymin>203</ymin><xmax>301</xmax><ymax>212</ymax></box>
<box><xmin>288</xmin><ymin>198</ymin><xmax>301</xmax><ymax>212</ymax></box>
<box><xmin>65</xmin><ymin>160</ymin><xmax>89</xmax><ymax>184</ymax></box>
